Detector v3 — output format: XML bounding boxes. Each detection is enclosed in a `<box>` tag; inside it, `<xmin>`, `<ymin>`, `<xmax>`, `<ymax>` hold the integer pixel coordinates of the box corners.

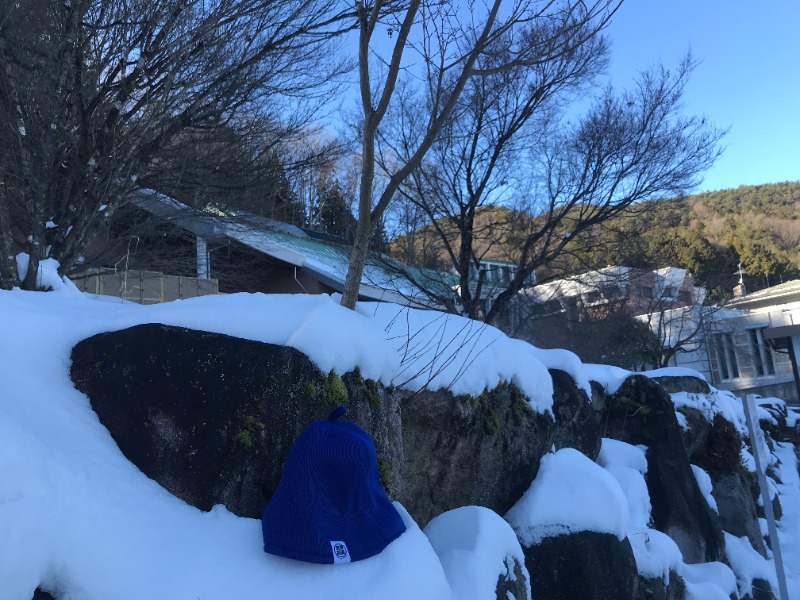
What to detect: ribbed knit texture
<box><xmin>261</xmin><ymin>406</ymin><xmax>406</xmax><ymax>564</ymax></box>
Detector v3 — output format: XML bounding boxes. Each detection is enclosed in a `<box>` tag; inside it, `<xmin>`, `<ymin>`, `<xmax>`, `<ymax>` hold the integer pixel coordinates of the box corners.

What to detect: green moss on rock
<box><xmin>322</xmin><ymin>371</ymin><xmax>349</xmax><ymax>405</ymax></box>
<box><xmin>233</xmin><ymin>415</ymin><xmax>265</xmax><ymax>451</ymax></box>
<box><xmin>233</xmin><ymin>430</ymin><xmax>253</xmax><ymax>449</ymax></box>
<box><xmin>365</xmin><ymin>378</ymin><xmax>382</xmax><ymax>408</ymax></box>
<box><xmin>377</xmin><ymin>458</ymin><xmax>392</xmax><ymax>495</ymax></box>
<box><xmin>485</xmin><ymin>408</ymin><xmax>500</xmax><ymax>435</ymax></box>
<box><xmin>608</xmin><ymin>393</ymin><xmax>652</xmax><ymax>417</ymax></box>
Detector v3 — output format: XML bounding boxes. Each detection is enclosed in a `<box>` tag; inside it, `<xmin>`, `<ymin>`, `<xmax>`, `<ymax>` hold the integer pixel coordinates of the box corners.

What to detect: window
<box><xmin>639</xmin><ymin>286</ymin><xmax>653</xmax><ymax>299</ymax></box>
<box><xmin>713</xmin><ymin>333</ymin><xmax>739</xmax><ymax>380</ymax></box>
<box><xmin>726</xmin><ymin>334</ymin><xmax>740</xmax><ymax>378</ymax></box>
<box><xmin>748</xmin><ymin>328</ymin><xmax>775</xmax><ymax>377</ymax></box>
<box><xmin>585</xmin><ymin>290</ymin><xmax>601</xmax><ymax>303</ymax></box>
<box><xmin>663</xmin><ymin>286</ymin><xmax>675</xmax><ymax>298</ymax></box>
<box><xmin>599</xmin><ymin>284</ymin><xmax>621</xmax><ymax>299</ymax></box>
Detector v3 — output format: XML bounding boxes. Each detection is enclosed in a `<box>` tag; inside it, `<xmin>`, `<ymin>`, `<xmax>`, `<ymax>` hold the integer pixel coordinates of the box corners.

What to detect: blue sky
<box><xmin>603</xmin><ymin>1</ymin><xmax>800</xmax><ymax>192</ymax></box>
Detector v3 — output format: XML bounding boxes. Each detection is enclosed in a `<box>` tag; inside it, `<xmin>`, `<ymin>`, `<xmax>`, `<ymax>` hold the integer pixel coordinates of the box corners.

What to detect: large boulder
<box><xmin>634</xmin><ymin>572</ymin><xmax>686</xmax><ymax>600</ymax></box>
<box><xmin>677</xmin><ymin>405</ymin><xmax>712</xmax><ymax>460</ymax></box>
<box><xmin>399</xmin><ymin>369</ymin><xmax>599</xmax><ymax>526</ymax></box>
<box><xmin>70</xmin><ymin>323</ymin><xmax>402</xmax><ymax>518</ymax></box>
<box><xmin>523</xmin><ymin>532</ymin><xmax>637</xmax><ymax>600</ymax></box>
<box><xmin>712</xmin><ymin>471</ymin><xmax>767</xmax><ymax>557</ymax></box>
<box><xmin>602</xmin><ymin>375</ymin><xmax>725</xmax><ymax>564</ymax></box>
<box><xmin>684</xmin><ymin>411</ymin><xmax>769</xmax><ymax>558</ymax></box>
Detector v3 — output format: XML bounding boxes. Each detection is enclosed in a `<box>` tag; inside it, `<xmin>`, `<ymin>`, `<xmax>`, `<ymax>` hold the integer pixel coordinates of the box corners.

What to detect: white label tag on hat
<box><xmin>330</xmin><ymin>541</ymin><xmax>351</xmax><ymax>564</ymax></box>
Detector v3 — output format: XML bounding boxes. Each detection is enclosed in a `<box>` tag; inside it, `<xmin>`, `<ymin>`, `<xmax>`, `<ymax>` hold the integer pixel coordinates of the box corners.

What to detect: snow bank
<box><xmin>3</xmin><ymin>284</ymin><xmax>800</xmax><ymax>599</ymax></box>
<box><xmin>724</xmin><ymin>532</ymin><xmax>778</xmax><ymax>598</ymax></box>
<box><xmin>597</xmin><ymin>438</ymin><xmax>648</xmax><ymax>475</ymax></box>
<box><xmin>627</xmin><ymin>529</ymin><xmax>683</xmax><ymax>582</ymax></box>
<box><xmin>424</xmin><ymin>506</ymin><xmax>531</xmax><ymax>600</ymax></box>
<box><xmin>505</xmin><ymin>448</ymin><xmax>629</xmax><ymax>546</ymax></box>
<box><xmin>774</xmin><ymin>442</ymin><xmax>800</xmax><ymax>597</ymax></box>
<box><xmin>0</xmin><ymin>289</ymin><xmax>459</xmax><ymax>600</ymax></box>
<box><xmin>681</xmin><ymin>561</ymin><xmax>738</xmax><ymax>600</ymax></box>
<box><xmin>356</xmin><ymin>302</ymin><xmax>556</xmax><ymax>413</ymax></box>
<box><xmin>583</xmin><ymin>363</ymin><xmax>631</xmax><ymax>394</ymax></box>
<box><xmin>583</xmin><ymin>364</ymin><xmax>706</xmax><ymax>396</ymax></box>
<box><xmin>597</xmin><ymin>439</ymin><xmax>682</xmax><ymax>581</ymax></box>
<box><xmin>670</xmin><ymin>389</ymin><xmax>747</xmax><ymax>435</ymax></box>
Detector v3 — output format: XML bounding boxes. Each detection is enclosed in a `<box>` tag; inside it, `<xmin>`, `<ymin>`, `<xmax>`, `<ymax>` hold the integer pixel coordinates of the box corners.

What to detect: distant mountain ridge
<box><xmin>586</xmin><ymin>181</ymin><xmax>800</xmax><ymax>300</ymax></box>
<box><xmin>389</xmin><ymin>181</ymin><xmax>800</xmax><ymax>302</ymax></box>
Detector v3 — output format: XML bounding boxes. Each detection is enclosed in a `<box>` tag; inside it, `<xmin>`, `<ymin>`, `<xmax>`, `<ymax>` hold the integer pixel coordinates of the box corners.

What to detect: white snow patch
<box><xmin>356</xmin><ymin>302</ymin><xmax>555</xmax><ymax>413</ymax></box>
<box><xmin>724</xmin><ymin>532</ymin><xmax>779</xmax><ymax>598</ymax></box>
<box><xmin>774</xmin><ymin>442</ymin><xmax>800</xmax><ymax>598</ymax></box>
<box><xmin>670</xmin><ymin>389</ymin><xmax>748</xmax><ymax>436</ymax></box>
<box><xmin>583</xmin><ymin>363</ymin><xmax>630</xmax><ymax>394</ymax></box>
<box><xmin>681</xmin><ymin>561</ymin><xmax>737</xmax><ymax>600</ymax></box>
<box><xmin>583</xmin><ymin>365</ymin><xmax>706</xmax><ymax>395</ymax></box>
<box><xmin>691</xmin><ymin>465</ymin><xmax>718</xmax><ymax>514</ymax></box>
<box><xmin>598</xmin><ymin>438</ymin><xmax>648</xmax><ymax>475</ymax></box>
<box><xmin>597</xmin><ymin>439</ymin><xmax>681</xmax><ymax>581</ymax></box>
<box><xmin>424</xmin><ymin>506</ymin><xmax>531</xmax><ymax>600</ymax></box>
<box><xmin>505</xmin><ymin>448</ymin><xmax>628</xmax><ymax>546</ymax></box>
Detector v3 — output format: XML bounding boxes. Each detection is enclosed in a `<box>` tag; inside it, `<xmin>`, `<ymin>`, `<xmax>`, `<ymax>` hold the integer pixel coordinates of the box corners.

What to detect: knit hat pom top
<box><xmin>261</xmin><ymin>406</ymin><xmax>406</xmax><ymax>564</ymax></box>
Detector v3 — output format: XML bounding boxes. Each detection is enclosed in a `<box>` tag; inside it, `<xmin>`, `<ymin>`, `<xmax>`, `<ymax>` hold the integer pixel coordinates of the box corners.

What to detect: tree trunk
<box><xmin>341</xmin><ymin>216</ymin><xmax>373</xmax><ymax>309</ymax></box>
<box><xmin>0</xmin><ymin>181</ymin><xmax>18</xmax><ymax>289</ymax></box>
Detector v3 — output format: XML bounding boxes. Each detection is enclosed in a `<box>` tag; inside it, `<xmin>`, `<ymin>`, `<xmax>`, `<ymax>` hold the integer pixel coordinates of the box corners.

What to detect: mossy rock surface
<box><xmin>398</xmin><ymin>369</ymin><xmax>600</xmax><ymax>527</ymax></box>
<box><xmin>603</xmin><ymin>375</ymin><xmax>725</xmax><ymax>564</ymax></box>
<box><xmin>71</xmin><ymin>324</ymin><xmax>402</xmax><ymax>518</ymax></box>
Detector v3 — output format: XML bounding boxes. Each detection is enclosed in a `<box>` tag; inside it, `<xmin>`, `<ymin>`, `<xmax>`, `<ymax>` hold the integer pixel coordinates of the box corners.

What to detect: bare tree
<box><xmin>0</xmin><ymin>0</ymin><xmax>353</xmax><ymax>289</ymax></box>
<box><xmin>387</xmin><ymin>53</ymin><xmax>724</xmax><ymax>324</ymax></box>
<box><xmin>339</xmin><ymin>0</ymin><xmax>622</xmax><ymax>308</ymax></box>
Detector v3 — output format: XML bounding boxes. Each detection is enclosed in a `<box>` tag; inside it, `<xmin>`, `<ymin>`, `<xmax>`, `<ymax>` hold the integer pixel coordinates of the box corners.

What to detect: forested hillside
<box><xmin>563</xmin><ymin>181</ymin><xmax>800</xmax><ymax>301</ymax></box>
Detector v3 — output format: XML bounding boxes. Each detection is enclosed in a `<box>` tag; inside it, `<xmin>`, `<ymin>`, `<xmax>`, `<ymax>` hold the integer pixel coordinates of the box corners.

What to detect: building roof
<box><xmin>131</xmin><ymin>190</ymin><xmax>452</xmax><ymax>308</ymax></box>
<box><xmin>727</xmin><ymin>279</ymin><xmax>800</xmax><ymax>311</ymax></box>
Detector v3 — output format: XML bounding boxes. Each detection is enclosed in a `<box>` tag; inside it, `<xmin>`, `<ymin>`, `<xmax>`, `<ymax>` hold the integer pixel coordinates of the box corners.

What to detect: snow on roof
<box><xmin>522</xmin><ymin>266</ymin><xmax>634</xmax><ymax>303</ymax></box>
<box><xmin>727</xmin><ymin>279</ymin><xmax>800</xmax><ymax>310</ymax></box>
<box><xmin>130</xmin><ymin>189</ymin><xmax>452</xmax><ymax>308</ymax></box>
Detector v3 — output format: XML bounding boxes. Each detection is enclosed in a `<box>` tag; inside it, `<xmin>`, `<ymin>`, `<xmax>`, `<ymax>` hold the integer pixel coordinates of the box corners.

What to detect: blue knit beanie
<box><xmin>261</xmin><ymin>406</ymin><xmax>406</xmax><ymax>564</ymax></box>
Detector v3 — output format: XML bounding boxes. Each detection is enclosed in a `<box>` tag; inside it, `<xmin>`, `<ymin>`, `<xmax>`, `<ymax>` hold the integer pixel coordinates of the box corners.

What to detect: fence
<box><xmin>71</xmin><ymin>268</ymin><xmax>219</xmax><ymax>304</ymax></box>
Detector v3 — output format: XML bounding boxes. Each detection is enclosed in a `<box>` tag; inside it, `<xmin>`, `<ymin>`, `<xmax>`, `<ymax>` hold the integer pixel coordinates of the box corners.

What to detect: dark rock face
<box><xmin>603</xmin><ymin>375</ymin><xmax>725</xmax><ymax>564</ymax></box>
<box><xmin>550</xmin><ymin>369</ymin><xmax>603</xmax><ymax>461</ymax></box>
<box><xmin>678</xmin><ymin>406</ymin><xmax>712</xmax><ymax>461</ymax></box>
<box><xmin>70</xmin><ymin>324</ymin><xmax>402</xmax><ymax>518</ymax></box>
<box><xmin>495</xmin><ymin>557</ymin><xmax>530</xmax><ymax>600</ymax></box>
<box><xmin>399</xmin><ymin>369</ymin><xmax>599</xmax><ymax>527</ymax></box>
<box><xmin>712</xmin><ymin>471</ymin><xmax>767</xmax><ymax>557</ymax></box>
<box><xmin>750</xmin><ymin>577</ymin><xmax>776</xmax><ymax>600</ymax></box>
<box><xmin>683</xmin><ymin>411</ymin><xmax>771</xmax><ymax>560</ymax></box>
<box><xmin>634</xmin><ymin>572</ymin><xmax>686</xmax><ymax>600</ymax></box>
<box><xmin>690</xmin><ymin>414</ymin><xmax>745</xmax><ymax>480</ymax></box>
<box><xmin>523</xmin><ymin>532</ymin><xmax>636</xmax><ymax>600</ymax></box>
